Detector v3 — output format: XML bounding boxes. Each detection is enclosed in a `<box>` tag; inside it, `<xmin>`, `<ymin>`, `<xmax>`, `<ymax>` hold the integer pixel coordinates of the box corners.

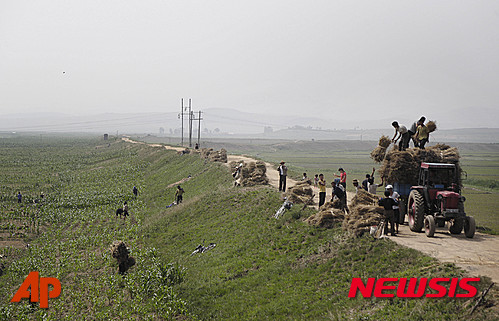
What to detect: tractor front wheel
<box><xmin>464</xmin><ymin>216</ymin><xmax>476</xmax><ymax>238</ymax></box>
<box><xmin>408</xmin><ymin>190</ymin><xmax>425</xmax><ymax>232</ymax></box>
<box><xmin>449</xmin><ymin>218</ymin><xmax>464</xmax><ymax>234</ymax></box>
<box><xmin>424</xmin><ymin>216</ymin><xmax>436</xmax><ymax>237</ymax></box>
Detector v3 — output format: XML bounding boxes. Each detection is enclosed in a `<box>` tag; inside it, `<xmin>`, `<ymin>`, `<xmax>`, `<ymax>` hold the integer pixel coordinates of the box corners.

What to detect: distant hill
<box><xmin>0</xmin><ymin>109</ymin><xmax>497</xmax><ymax>143</ymax></box>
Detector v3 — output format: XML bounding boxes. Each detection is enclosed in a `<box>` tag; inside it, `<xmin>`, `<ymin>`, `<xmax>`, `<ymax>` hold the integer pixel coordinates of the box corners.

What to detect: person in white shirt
<box><xmin>352</xmin><ymin>179</ymin><xmax>361</xmax><ymax>194</ymax></box>
<box><xmin>391</xmin><ymin>121</ymin><xmax>410</xmax><ymax>151</ymax></box>
<box><xmin>368</xmin><ymin>176</ymin><xmax>384</xmax><ymax>195</ymax></box>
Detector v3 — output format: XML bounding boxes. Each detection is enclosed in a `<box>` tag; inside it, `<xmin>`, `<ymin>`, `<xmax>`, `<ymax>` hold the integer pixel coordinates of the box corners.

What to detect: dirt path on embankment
<box><xmin>389</xmin><ymin>223</ymin><xmax>499</xmax><ymax>283</ymax></box>
<box><xmin>122</xmin><ymin>137</ymin><xmax>499</xmax><ymax>282</ymax></box>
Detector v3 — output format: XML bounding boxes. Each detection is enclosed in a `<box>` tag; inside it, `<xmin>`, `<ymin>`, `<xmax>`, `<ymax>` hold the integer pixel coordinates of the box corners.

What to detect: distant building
<box><xmin>103</xmin><ymin>134</ymin><xmax>109</xmax><ymax>140</ymax></box>
<box><xmin>264</xmin><ymin>126</ymin><xmax>273</xmax><ymax>134</ymax></box>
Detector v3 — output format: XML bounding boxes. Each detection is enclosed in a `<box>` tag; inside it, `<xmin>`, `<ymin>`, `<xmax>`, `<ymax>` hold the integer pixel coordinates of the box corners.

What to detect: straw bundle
<box><xmin>240</xmin><ymin>161</ymin><xmax>269</xmax><ymax>186</ymax></box>
<box><xmin>305</xmin><ymin>208</ymin><xmax>345</xmax><ymax>228</ymax></box>
<box><xmin>287</xmin><ymin>181</ymin><xmax>315</xmax><ymax>205</ymax></box>
<box><xmin>342</xmin><ymin>205</ymin><xmax>384</xmax><ymax>237</ymax></box>
<box><xmin>378</xmin><ymin>135</ymin><xmax>391</xmax><ymax>148</ymax></box>
<box><xmin>110</xmin><ymin>241</ymin><xmax>136</xmax><ymax>274</ymax></box>
<box><xmin>370</xmin><ymin>135</ymin><xmax>392</xmax><ymax>163</ymax></box>
<box><xmin>370</xmin><ymin>146</ymin><xmax>387</xmax><ymax>163</ymax></box>
<box><xmin>350</xmin><ymin>189</ymin><xmax>379</xmax><ymax>208</ymax></box>
<box><xmin>200</xmin><ymin>148</ymin><xmax>228</xmax><ymax>163</ymax></box>
<box><xmin>426</xmin><ymin>120</ymin><xmax>437</xmax><ymax>133</ymax></box>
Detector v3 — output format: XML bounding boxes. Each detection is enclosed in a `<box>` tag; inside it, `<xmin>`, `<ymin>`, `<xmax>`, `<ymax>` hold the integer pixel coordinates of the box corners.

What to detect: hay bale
<box><xmin>350</xmin><ymin>189</ymin><xmax>379</xmax><ymax>208</ymax></box>
<box><xmin>426</xmin><ymin>120</ymin><xmax>437</xmax><ymax>133</ymax></box>
<box><xmin>342</xmin><ymin>205</ymin><xmax>384</xmax><ymax>237</ymax></box>
<box><xmin>305</xmin><ymin>208</ymin><xmax>345</xmax><ymax>228</ymax></box>
<box><xmin>200</xmin><ymin>148</ymin><xmax>213</xmax><ymax>159</ymax></box>
<box><xmin>110</xmin><ymin>241</ymin><xmax>129</xmax><ymax>262</ymax></box>
<box><xmin>378</xmin><ymin>135</ymin><xmax>391</xmax><ymax>148</ymax></box>
<box><xmin>110</xmin><ymin>241</ymin><xmax>135</xmax><ymax>274</ymax></box>
<box><xmin>286</xmin><ymin>181</ymin><xmax>315</xmax><ymax>205</ymax></box>
<box><xmin>240</xmin><ymin>161</ymin><xmax>269</xmax><ymax>186</ymax></box>
<box><xmin>370</xmin><ymin>146</ymin><xmax>387</xmax><ymax>163</ymax></box>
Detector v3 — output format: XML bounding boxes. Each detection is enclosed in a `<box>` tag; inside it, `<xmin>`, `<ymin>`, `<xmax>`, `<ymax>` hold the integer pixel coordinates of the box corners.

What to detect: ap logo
<box><xmin>11</xmin><ymin>271</ymin><xmax>61</xmax><ymax>308</ymax></box>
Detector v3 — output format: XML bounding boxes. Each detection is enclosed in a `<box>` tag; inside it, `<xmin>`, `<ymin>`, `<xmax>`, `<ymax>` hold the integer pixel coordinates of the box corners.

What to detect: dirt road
<box><xmin>389</xmin><ymin>224</ymin><xmax>499</xmax><ymax>283</ymax></box>
<box><xmin>123</xmin><ymin>137</ymin><xmax>499</xmax><ymax>283</ymax></box>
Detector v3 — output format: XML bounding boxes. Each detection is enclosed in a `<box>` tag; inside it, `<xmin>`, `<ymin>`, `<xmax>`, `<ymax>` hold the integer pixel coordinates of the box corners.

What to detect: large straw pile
<box><xmin>239</xmin><ymin>161</ymin><xmax>269</xmax><ymax>186</ymax></box>
<box><xmin>286</xmin><ymin>181</ymin><xmax>315</xmax><ymax>205</ymax></box>
<box><xmin>370</xmin><ymin>135</ymin><xmax>391</xmax><ymax>163</ymax></box>
<box><xmin>200</xmin><ymin>148</ymin><xmax>227</xmax><ymax>163</ymax></box>
<box><xmin>305</xmin><ymin>208</ymin><xmax>345</xmax><ymax>228</ymax></box>
<box><xmin>342</xmin><ymin>204</ymin><xmax>384</xmax><ymax>237</ymax></box>
<box><xmin>379</xmin><ymin>144</ymin><xmax>461</xmax><ymax>185</ymax></box>
<box><xmin>337</xmin><ymin>189</ymin><xmax>384</xmax><ymax>236</ymax></box>
<box><xmin>110</xmin><ymin>241</ymin><xmax>136</xmax><ymax>274</ymax></box>
<box><xmin>304</xmin><ymin>198</ymin><xmax>346</xmax><ymax>228</ymax></box>
<box><xmin>350</xmin><ymin>189</ymin><xmax>379</xmax><ymax>208</ymax></box>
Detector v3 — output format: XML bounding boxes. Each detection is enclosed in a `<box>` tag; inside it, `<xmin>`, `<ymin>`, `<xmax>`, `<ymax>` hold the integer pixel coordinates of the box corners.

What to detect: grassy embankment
<box><xmin>0</xmin><ymin>136</ymin><xmax>497</xmax><ymax>320</ymax></box>
<box><xmin>136</xmin><ymin>140</ymin><xmax>497</xmax><ymax>320</ymax></box>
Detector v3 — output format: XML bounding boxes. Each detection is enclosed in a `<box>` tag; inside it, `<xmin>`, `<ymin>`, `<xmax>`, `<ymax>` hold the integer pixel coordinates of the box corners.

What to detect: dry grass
<box><xmin>426</xmin><ymin>120</ymin><xmax>437</xmax><ymax>133</ymax></box>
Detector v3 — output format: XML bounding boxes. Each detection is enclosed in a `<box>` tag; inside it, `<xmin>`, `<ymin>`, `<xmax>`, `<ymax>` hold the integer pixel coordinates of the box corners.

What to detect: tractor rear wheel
<box><xmin>464</xmin><ymin>216</ymin><xmax>476</xmax><ymax>238</ymax></box>
<box><xmin>449</xmin><ymin>218</ymin><xmax>464</xmax><ymax>234</ymax></box>
<box><xmin>408</xmin><ymin>190</ymin><xmax>425</xmax><ymax>232</ymax></box>
<box><xmin>424</xmin><ymin>216</ymin><xmax>436</xmax><ymax>237</ymax></box>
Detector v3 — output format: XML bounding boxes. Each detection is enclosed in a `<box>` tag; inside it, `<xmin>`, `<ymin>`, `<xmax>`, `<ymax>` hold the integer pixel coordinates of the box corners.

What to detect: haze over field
<box><xmin>1</xmin><ymin>1</ymin><xmax>499</xmax><ymax>133</ymax></box>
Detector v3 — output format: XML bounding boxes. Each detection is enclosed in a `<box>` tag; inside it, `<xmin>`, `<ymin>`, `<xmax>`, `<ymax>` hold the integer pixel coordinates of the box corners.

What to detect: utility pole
<box><xmin>197</xmin><ymin>110</ymin><xmax>202</xmax><ymax>146</ymax></box>
<box><xmin>179</xmin><ymin>98</ymin><xmax>202</xmax><ymax>148</ymax></box>
<box><xmin>191</xmin><ymin>110</ymin><xmax>203</xmax><ymax>147</ymax></box>
<box><xmin>178</xmin><ymin>98</ymin><xmax>192</xmax><ymax>147</ymax></box>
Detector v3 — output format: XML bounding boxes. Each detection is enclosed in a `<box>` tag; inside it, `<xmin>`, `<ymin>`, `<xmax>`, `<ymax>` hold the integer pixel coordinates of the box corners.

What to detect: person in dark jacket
<box><xmin>378</xmin><ymin>190</ymin><xmax>398</xmax><ymax>236</ymax></box>
<box><xmin>331</xmin><ymin>181</ymin><xmax>349</xmax><ymax>213</ymax></box>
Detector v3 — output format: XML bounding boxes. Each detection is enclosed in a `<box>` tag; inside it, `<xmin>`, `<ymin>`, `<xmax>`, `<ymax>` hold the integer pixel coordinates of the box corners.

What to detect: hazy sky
<box><xmin>1</xmin><ymin>1</ymin><xmax>498</xmax><ymax>128</ymax></box>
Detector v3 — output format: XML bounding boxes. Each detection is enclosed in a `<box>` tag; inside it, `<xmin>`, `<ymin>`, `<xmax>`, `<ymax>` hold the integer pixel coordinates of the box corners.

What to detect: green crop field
<box><xmin>0</xmin><ymin>135</ymin><xmax>497</xmax><ymax>320</ymax></box>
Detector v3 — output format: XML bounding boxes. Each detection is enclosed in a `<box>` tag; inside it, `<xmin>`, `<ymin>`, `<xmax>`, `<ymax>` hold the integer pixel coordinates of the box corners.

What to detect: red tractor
<box><xmin>407</xmin><ymin>162</ymin><xmax>475</xmax><ymax>238</ymax></box>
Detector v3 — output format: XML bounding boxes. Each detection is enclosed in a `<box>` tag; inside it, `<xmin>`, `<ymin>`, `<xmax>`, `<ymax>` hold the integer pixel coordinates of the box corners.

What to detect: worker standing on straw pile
<box><xmin>415</xmin><ymin>118</ymin><xmax>430</xmax><ymax>149</ymax></box>
<box><xmin>409</xmin><ymin>116</ymin><xmax>426</xmax><ymax>147</ymax></box>
<box><xmin>277</xmin><ymin>161</ymin><xmax>288</xmax><ymax>192</ymax></box>
<box><xmin>318</xmin><ymin>174</ymin><xmax>326</xmax><ymax>208</ymax></box>
<box><xmin>391</xmin><ymin>121</ymin><xmax>410</xmax><ymax>151</ymax></box>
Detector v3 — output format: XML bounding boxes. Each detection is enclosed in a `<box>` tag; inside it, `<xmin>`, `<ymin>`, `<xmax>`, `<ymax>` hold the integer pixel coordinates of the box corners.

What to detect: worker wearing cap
<box><xmin>386</xmin><ymin>185</ymin><xmax>400</xmax><ymax>233</ymax></box>
<box><xmin>391</xmin><ymin>121</ymin><xmax>410</xmax><ymax>151</ymax></box>
<box><xmin>277</xmin><ymin>161</ymin><xmax>288</xmax><ymax>192</ymax></box>
<box><xmin>352</xmin><ymin>179</ymin><xmax>361</xmax><ymax>194</ymax></box>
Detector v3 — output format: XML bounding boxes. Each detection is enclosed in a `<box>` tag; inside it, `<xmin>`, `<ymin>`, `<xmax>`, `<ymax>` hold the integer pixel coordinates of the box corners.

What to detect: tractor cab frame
<box><xmin>407</xmin><ymin>162</ymin><xmax>475</xmax><ymax>238</ymax></box>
